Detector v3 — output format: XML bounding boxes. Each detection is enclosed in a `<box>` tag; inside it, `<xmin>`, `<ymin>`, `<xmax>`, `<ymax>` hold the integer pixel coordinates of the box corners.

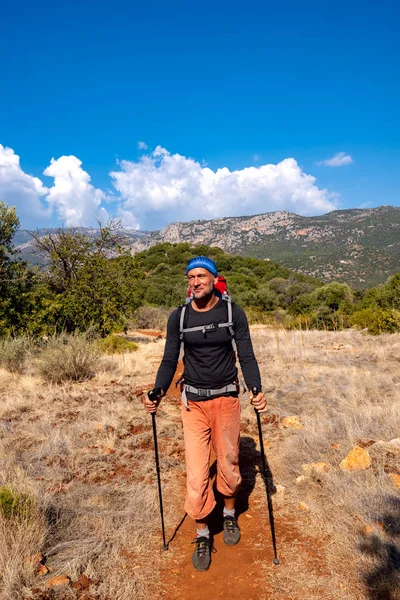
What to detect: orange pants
<box><xmin>181</xmin><ymin>396</ymin><xmax>242</xmax><ymax>520</ymax></box>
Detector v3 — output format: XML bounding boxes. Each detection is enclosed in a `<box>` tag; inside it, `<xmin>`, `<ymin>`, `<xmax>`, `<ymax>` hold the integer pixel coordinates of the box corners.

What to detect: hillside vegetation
<box><xmin>123</xmin><ymin>205</ymin><xmax>400</xmax><ymax>289</ymax></box>
<box><xmin>0</xmin><ymin>201</ymin><xmax>399</xmax><ymax>338</ymax></box>
<box><xmin>13</xmin><ymin>206</ymin><xmax>400</xmax><ymax>289</ymax></box>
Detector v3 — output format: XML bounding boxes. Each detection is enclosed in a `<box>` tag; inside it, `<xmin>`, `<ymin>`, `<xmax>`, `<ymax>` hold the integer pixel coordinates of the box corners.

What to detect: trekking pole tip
<box><xmin>273</xmin><ymin>558</ymin><xmax>280</xmax><ymax>565</ymax></box>
<box><xmin>162</xmin><ymin>544</ymin><xmax>169</xmax><ymax>551</ymax></box>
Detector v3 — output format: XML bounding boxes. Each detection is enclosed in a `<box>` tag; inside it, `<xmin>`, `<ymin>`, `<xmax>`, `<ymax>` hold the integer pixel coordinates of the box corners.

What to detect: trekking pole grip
<box><xmin>148</xmin><ymin>387</ymin><xmax>162</xmax><ymax>403</ymax></box>
<box><xmin>251</xmin><ymin>387</ymin><xmax>259</xmax><ymax>410</ymax></box>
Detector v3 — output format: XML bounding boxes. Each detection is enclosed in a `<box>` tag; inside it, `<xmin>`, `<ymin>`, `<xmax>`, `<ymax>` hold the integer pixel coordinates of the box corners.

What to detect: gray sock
<box><xmin>223</xmin><ymin>507</ymin><xmax>235</xmax><ymax>517</ymax></box>
<box><xmin>196</xmin><ymin>526</ymin><xmax>210</xmax><ymax>538</ymax></box>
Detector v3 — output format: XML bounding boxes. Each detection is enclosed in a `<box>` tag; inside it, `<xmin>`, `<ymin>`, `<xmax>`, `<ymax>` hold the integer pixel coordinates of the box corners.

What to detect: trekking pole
<box><xmin>251</xmin><ymin>387</ymin><xmax>280</xmax><ymax>565</ymax></box>
<box><xmin>148</xmin><ymin>388</ymin><xmax>168</xmax><ymax>551</ymax></box>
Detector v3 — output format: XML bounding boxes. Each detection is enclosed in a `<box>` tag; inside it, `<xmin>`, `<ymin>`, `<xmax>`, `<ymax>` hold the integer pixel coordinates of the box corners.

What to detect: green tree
<box><xmin>0</xmin><ymin>201</ymin><xmax>19</xmax><ymax>261</ymax></box>
<box><xmin>31</xmin><ymin>220</ymin><xmax>144</xmax><ymax>335</ymax></box>
<box><xmin>0</xmin><ymin>201</ymin><xmax>36</xmax><ymax>336</ymax></box>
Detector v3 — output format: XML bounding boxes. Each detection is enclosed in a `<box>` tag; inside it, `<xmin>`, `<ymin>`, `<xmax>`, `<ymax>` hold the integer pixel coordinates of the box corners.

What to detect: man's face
<box><xmin>187</xmin><ymin>268</ymin><xmax>218</xmax><ymax>300</ymax></box>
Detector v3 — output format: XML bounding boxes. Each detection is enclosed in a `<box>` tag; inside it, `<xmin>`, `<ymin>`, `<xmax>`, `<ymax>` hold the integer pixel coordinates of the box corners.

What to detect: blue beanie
<box><xmin>186</xmin><ymin>256</ymin><xmax>218</xmax><ymax>276</ymax></box>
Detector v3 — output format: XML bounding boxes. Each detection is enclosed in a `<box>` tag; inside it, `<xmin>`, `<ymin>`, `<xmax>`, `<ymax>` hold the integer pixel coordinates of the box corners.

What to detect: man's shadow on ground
<box><xmin>359</xmin><ymin>495</ymin><xmax>400</xmax><ymax>600</ymax></box>
<box><xmin>208</xmin><ymin>435</ymin><xmax>276</xmax><ymax>535</ymax></box>
<box><xmin>167</xmin><ymin>435</ymin><xmax>276</xmax><ymax>544</ymax></box>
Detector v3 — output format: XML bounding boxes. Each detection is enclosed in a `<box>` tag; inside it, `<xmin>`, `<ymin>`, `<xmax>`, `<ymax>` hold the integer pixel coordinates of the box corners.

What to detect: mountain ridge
<box><xmin>14</xmin><ymin>205</ymin><xmax>400</xmax><ymax>288</ymax></box>
<box><xmin>126</xmin><ymin>205</ymin><xmax>400</xmax><ymax>288</ymax></box>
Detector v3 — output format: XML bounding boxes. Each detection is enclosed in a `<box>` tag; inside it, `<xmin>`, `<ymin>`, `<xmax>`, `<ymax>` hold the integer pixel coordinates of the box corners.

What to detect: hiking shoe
<box><xmin>223</xmin><ymin>515</ymin><xmax>241</xmax><ymax>546</ymax></box>
<box><xmin>192</xmin><ymin>536</ymin><xmax>212</xmax><ymax>571</ymax></box>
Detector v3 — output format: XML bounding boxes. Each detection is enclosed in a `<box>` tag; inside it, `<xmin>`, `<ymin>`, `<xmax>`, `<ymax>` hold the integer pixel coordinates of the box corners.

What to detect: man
<box><xmin>144</xmin><ymin>256</ymin><xmax>267</xmax><ymax>571</ymax></box>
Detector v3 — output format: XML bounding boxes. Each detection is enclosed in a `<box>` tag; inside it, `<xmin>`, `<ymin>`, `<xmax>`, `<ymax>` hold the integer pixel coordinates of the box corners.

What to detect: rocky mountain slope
<box><xmin>14</xmin><ymin>206</ymin><xmax>400</xmax><ymax>288</ymax></box>
<box><xmin>127</xmin><ymin>205</ymin><xmax>400</xmax><ymax>288</ymax></box>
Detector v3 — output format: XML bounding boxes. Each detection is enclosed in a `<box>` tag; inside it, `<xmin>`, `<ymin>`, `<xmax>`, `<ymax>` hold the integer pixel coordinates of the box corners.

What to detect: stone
<box><xmin>95</xmin><ymin>423</ymin><xmax>103</xmax><ymax>431</ymax></box>
<box><xmin>283</xmin><ymin>416</ymin><xmax>303</xmax><ymax>429</ymax></box>
<box><xmin>368</xmin><ymin>441</ymin><xmax>400</xmax><ymax>473</ymax></box>
<box><xmin>339</xmin><ymin>446</ymin><xmax>372</xmax><ymax>471</ymax></box>
<box><xmin>103</xmin><ymin>446</ymin><xmax>115</xmax><ymax>455</ymax></box>
<box><xmin>274</xmin><ymin>484</ymin><xmax>286</xmax><ymax>497</ymax></box>
<box><xmin>44</xmin><ymin>575</ymin><xmax>70</xmax><ymax>589</ymax></box>
<box><xmin>302</xmin><ymin>462</ymin><xmax>330</xmax><ymax>475</ymax></box>
<box><xmin>38</xmin><ymin>564</ymin><xmax>50</xmax><ymax>576</ymax></box>
<box><xmin>388</xmin><ymin>473</ymin><xmax>400</xmax><ymax>488</ymax></box>
<box><xmin>362</xmin><ymin>525</ymin><xmax>373</xmax><ymax>536</ymax></box>
<box><xmin>331</xmin><ymin>443</ymin><xmax>341</xmax><ymax>450</ymax></box>
<box><xmin>299</xmin><ymin>501</ymin><xmax>309</xmax><ymax>511</ymax></box>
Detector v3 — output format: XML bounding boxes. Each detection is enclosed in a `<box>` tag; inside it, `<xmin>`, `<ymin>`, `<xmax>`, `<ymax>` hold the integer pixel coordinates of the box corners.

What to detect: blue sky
<box><xmin>1</xmin><ymin>0</ymin><xmax>399</xmax><ymax>229</ymax></box>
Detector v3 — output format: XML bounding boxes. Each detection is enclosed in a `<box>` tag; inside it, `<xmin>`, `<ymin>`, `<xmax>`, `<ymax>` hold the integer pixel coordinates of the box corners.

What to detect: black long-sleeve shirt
<box><xmin>155</xmin><ymin>299</ymin><xmax>261</xmax><ymax>401</ymax></box>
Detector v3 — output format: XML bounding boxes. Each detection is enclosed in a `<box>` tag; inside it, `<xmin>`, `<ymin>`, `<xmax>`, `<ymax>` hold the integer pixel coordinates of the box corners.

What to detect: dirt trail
<box><xmin>159</xmin><ymin>492</ymin><xmax>285</xmax><ymax>600</ymax></box>
<box><xmin>145</xmin><ymin>364</ymin><xmax>291</xmax><ymax>600</ymax></box>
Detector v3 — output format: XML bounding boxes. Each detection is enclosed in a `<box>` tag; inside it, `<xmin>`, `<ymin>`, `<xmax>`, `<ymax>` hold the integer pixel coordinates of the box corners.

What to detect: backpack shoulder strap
<box><xmin>178</xmin><ymin>304</ymin><xmax>187</xmax><ymax>360</ymax></box>
<box><xmin>225</xmin><ymin>297</ymin><xmax>237</xmax><ymax>351</ymax></box>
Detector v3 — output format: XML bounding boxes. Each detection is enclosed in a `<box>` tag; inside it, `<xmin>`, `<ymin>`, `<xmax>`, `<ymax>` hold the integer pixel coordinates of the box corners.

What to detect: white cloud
<box><xmin>317</xmin><ymin>152</ymin><xmax>354</xmax><ymax>167</ymax></box>
<box><xmin>138</xmin><ymin>141</ymin><xmax>148</xmax><ymax>150</ymax></box>
<box><xmin>0</xmin><ymin>144</ymin><xmax>50</xmax><ymax>226</ymax></box>
<box><xmin>111</xmin><ymin>146</ymin><xmax>337</xmax><ymax>228</ymax></box>
<box><xmin>0</xmin><ymin>145</ymin><xmax>109</xmax><ymax>227</ymax></box>
<box><xmin>44</xmin><ymin>155</ymin><xmax>107</xmax><ymax>226</ymax></box>
<box><xmin>0</xmin><ymin>142</ymin><xmax>339</xmax><ymax>231</ymax></box>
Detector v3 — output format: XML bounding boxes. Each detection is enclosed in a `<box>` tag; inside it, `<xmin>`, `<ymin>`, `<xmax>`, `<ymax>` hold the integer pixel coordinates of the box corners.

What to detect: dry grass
<box><xmin>0</xmin><ymin>328</ymin><xmax>398</xmax><ymax>599</ymax></box>
<box><xmin>249</xmin><ymin>328</ymin><xmax>400</xmax><ymax>599</ymax></box>
<box><xmin>36</xmin><ymin>333</ymin><xmax>101</xmax><ymax>383</ymax></box>
<box><xmin>0</xmin><ymin>336</ymin><xmax>33</xmax><ymax>374</ymax></box>
<box><xmin>0</xmin><ymin>466</ymin><xmax>48</xmax><ymax>600</ymax></box>
<box><xmin>0</xmin><ymin>340</ymin><xmax>184</xmax><ymax>599</ymax></box>
<box><xmin>130</xmin><ymin>306</ymin><xmax>173</xmax><ymax>330</ymax></box>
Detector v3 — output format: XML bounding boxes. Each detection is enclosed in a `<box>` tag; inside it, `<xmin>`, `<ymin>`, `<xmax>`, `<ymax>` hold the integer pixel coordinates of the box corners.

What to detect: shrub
<box><xmin>350</xmin><ymin>307</ymin><xmax>400</xmax><ymax>334</ymax></box>
<box><xmin>244</xmin><ymin>307</ymin><xmax>274</xmax><ymax>325</ymax></box>
<box><xmin>98</xmin><ymin>334</ymin><xmax>138</xmax><ymax>354</ymax></box>
<box><xmin>317</xmin><ymin>282</ymin><xmax>353</xmax><ymax>309</ymax></box>
<box><xmin>0</xmin><ymin>336</ymin><xmax>32</xmax><ymax>373</ymax></box>
<box><xmin>308</xmin><ymin>306</ymin><xmax>343</xmax><ymax>330</ymax></box>
<box><xmin>36</xmin><ymin>332</ymin><xmax>100</xmax><ymax>382</ymax></box>
<box><xmin>284</xmin><ymin>313</ymin><xmax>313</xmax><ymax>330</ymax></box>
<box><xmin>0</xmin><ymin>486</ymin><xmax>35</xmax><ymax>520</ymax></box>
<box><xmin>131</xmin><ymin>306</ymin><xmax>173</xmax><ymax>330</ymax></box>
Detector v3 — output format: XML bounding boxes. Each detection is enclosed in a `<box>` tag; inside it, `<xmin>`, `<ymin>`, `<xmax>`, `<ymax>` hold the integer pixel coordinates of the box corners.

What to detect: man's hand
<box><xmin>144</xmin><ymin>388</ymin><xmax>164</xmax><ymax>414</ymax></box>
<box><xmin>250</xmin><ymin>390</ymin><xmax>268</xmax><ymax>413</ymax></box>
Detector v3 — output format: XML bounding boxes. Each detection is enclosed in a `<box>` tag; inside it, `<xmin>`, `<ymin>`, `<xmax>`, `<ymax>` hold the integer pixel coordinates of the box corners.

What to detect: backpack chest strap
<box><xmin>180</xmin><ymin>321</ymin><xmax>233</xmax><ymax>335</ymax></box>
<box><xmin>178</xmin><ymin>298</ymin><xmax>236</xmax><ymax>360</ymax></box>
